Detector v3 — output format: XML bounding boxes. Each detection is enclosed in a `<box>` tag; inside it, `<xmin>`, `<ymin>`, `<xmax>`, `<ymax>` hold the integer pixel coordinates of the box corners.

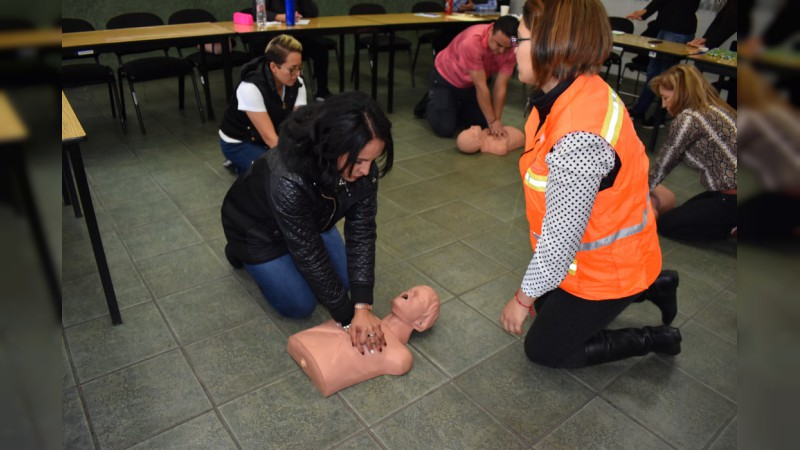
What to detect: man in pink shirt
<box><xmin>416</xmin><ymin>16</ymin><xmax>518</xmax><ymax>138</ymax></box>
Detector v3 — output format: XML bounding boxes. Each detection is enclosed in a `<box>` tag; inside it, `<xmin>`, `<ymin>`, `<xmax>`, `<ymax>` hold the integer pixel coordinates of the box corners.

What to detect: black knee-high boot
<box><xmin>585</xmin><ymin>325</ymin><xmax>682</xmax><ymax>366</ymax></box>
<box><xmin>636</xmin><ymin>270</ymin><xmax>679</xmax><ymax>325</ymax></box>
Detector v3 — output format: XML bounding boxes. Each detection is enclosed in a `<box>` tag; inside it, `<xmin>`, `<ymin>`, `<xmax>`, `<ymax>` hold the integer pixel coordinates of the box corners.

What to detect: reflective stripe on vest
<box><xmin>601</xmin><ymin>88</ymin><xmax>624</xmax><ymax>147</ymax></box>
<box><xmin>531</xmin><ymin>195</ymin><xmax>651</xmax><ymax>253</ymax></box>
<box><xmin>524</xmin><ymin>169</ymin><xmax>547</xmax><ymax>192</ymax></box>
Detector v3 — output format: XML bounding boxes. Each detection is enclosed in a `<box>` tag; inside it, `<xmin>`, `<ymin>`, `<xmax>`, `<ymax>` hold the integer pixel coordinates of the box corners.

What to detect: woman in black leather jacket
<box><xmin>221</xmin><ymin>91</ymin><xmax>393</xmax><ymax>353</ymax></box>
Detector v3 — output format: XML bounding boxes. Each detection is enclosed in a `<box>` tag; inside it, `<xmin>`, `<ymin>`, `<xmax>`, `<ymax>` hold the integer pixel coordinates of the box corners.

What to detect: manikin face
<box><xmin>337</xmin><ymin>138</ymin><xmax>384</xmax><ymax>182</ymax></box>
<box><xmin>488</xmin><ymin>30</ymin><xmax>513</xmax><ymax>55</ymax></box>
<box><xmin>391</xmin><ymin>285</ymin><xmax>440</xmax><ymax>330</ymax></box>
<box><xmin>270</xmin><ymin>51</ymin><xmax>302</xmax><ymax>87</ymax></box>
<box><xmin>515</xmin><ymin>22</ymin><xmax>534</xmax><ymax>85</ymax></box>
<box><xmin>659</xmin><ymin>87</ymin><xmax>676</xmax><ymax>116</ymax></box>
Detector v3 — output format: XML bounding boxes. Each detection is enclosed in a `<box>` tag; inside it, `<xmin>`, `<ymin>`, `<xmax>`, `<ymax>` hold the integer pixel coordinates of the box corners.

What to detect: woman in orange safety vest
<box><xmin>499</xmin><ymin>0</ymin><xmax>682</xmax><ymax>368</ymax></box>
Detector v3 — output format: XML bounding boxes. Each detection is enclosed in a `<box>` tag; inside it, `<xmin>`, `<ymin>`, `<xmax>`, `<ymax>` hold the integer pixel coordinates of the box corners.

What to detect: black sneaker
<box><xmin>414</xmin><ymin>92</ymin><xmax>429</xmax><ymax>119</ymax></box>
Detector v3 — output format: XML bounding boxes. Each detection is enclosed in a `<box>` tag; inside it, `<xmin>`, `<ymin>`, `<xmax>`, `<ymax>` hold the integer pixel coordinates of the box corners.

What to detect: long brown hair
<box><xmin>650</xmin><ymin>64</ymin><xmax>736</xmax><ymax>117</ymax></box>
<box><xmin>521</xmin><ymin>0</ymin><xmax>612</xmax><ymax>87</ymax></box>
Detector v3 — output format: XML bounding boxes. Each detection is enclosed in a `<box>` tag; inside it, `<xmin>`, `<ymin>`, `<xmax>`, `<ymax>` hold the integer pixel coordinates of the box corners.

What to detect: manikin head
<box><xmin>390</xmin><ymin>285</ymin><xmax>441</xmax><ymax>332</ymax></box>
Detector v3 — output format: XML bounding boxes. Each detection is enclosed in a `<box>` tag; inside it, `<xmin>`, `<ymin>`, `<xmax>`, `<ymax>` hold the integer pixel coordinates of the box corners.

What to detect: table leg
<box><xmin>62</xmin><ymin>149</ymin><xmax>82</xmax><ymax>218</ymax></box>
<box><xmin>64</xmin><ymin>144</ymin><xmax>122</xmax><ymax>325</ymax></box>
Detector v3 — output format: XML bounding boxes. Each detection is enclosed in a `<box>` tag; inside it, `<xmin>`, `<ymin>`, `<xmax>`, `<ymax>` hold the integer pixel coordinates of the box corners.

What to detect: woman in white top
<box><xmin>219</xmin><ymin>34</ymin><xmax>307</xmax><ymax>175</ymax></box>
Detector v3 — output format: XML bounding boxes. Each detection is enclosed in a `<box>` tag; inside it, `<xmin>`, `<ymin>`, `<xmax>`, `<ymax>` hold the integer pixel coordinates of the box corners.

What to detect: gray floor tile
<box><xmin>707</xmin><ymin>416</ymin><xmax>737</xmax><ymax>450</ymax></box>
<box><xmin>419</xmin><ymin>200</ymin><xmax>503</xmax><ymax>239</ymax></box>
<box><xmin>378</xmin><ymin>215</ymin><xmax>456</xmax><ymax>260</ymax></box>
<box><xmin>373</xmin><ymin>383</ymin><xmax>525</xmax><ymax>450</ymax></box>
<box><xmin>118</xmin><ymin>216</ymin><xmax>203</xmax><ymax>261</ymax></box>
<box><xmin>82</xmin><ymin>349</ymin><xmax>211</xmax><ymax>450</ymax></box>
<box><xmin>381</xmin><ymin>177</ymin><xmax>460</xmax><ymax>213</ymax></box>
<box><xmin>410</xmin><ymin>241</ymin><xmax>507</xmax><ymax>296</ymax></box>
<box><xmin>602</xmin><ymin>357</ymin><xmax>736</xmax><ymax>449</ymax></box>
<box><xmin>63</xmin><ymin>387</ymin><xmax>95</xmax><ymax>450</ymax></box>
<box><xmin>459</xmin><ymin>272</ymin><xmax>527</xmax><ymax>332</ymax></box>
<box><xmin>65</xmin><ymin>302</ymin><xmax>177</xmax><ymax>382</ymax></box>
<box><xmin>463</xmin><ymin>221</ymin><xmax>534</xmax><ymax>271</ymax></box>
<box><xmin>464</xmin><ymin>182</ymin><xmax>527</xmax><ymax>221</ymax></box>
<box><xmin>136</xmin><ymin>243</ymin><xmax>229</xmax><ymax>299</ymax></box>
<box><xmin>411</xmin><ymin>299</ymin><xmax>515</xmax><ymax>376</ymax></box>
<box><xmin>339</xmin><ymin>347</ymin><xmax>448</xmax><ymax>425</ymax></box>
<box><xmin>184</xmin><ymin>317</ymin><xmax>296</xmax><ymax>403</ymax></box>
<box><xmin>333</xmin><ymin>432</ymin><xmax>383</xmax><ymax>450</ymax></box>
<box><xmin>106</xmin><ymin>191</ymin><xmax>184</xmax><ymax>231</ymax></box>
<box><xmin>672</xmin><ymin>321</ymin><xmax>737</xmax><ymax>401</ymax></box>
<box><xmin>128</xmin><ymin>412</ymin><xmax>237</xmax><ymax>450</ymax></box>
<box><xmin>220</xmin><ymin>371</ymin><xmax>363</xmax><ymax>450</ymax></box>
<box><xmin>184</xmin><ymin>206</ymin><xmax>226</xmax><ymax>241</ymax></box>
<box><xmin>534</xmin><ymin>398</ymin><xmax>671</xmax><ymax>450</ymax></box>
<box><xmin>694</xmin><ymin>292</ymin><xmax>737</xmax><ymax>344</ymax></box>
<box><xmin>456</xmin><ymin>344</ymin><xmax>595</xmax><ymax>444</ymax></box>
<box><xmin>158</xmin><ymin>276</ymin><xmax>264</xmax><ymax>345</ymax></box>
<box><xmin>62</xmin><ymin>261</ymin><xmax>152</xmax><ymax>327</ymax></box>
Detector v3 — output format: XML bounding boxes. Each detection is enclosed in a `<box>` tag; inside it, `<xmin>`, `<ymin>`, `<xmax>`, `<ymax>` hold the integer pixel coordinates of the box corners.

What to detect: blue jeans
<box><xmin>220</xmin><ymin>138</ymin><xmax>268</xmax><ymax>175</ymax></box>
<box><xmin>630</xmin><ymin>31</ymin><xmax>694</xmax><ymax>117</ymax></box>
<box><xmin>244</xmin><ymin>227</ymin><xmax>349</xmax><ymax>319</ymax></box>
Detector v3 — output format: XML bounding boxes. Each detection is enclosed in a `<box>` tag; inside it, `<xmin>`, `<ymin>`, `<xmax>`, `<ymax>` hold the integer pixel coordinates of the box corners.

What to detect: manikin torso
<box><xmin>287</xmin><ymin>286</ymin><xmax>441</xmax><ymax>397</ymax></box>
<box><xmin>456</xmin><ymin>125</ymin><xmax>525</xmax><ymax>156</ymax></box>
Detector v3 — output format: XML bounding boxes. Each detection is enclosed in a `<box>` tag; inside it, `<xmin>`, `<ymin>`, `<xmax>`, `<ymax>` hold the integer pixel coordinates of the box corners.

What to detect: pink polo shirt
<box><xmin>434</xmin><ymin>23</ymin><xmax>517</xmax><ymax>89</ymax></box>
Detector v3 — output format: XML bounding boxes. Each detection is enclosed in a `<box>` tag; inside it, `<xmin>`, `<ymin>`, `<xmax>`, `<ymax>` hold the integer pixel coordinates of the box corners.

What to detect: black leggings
<box><xmin>524</xmin><ymin>289</ymin><xmax>641</xmax><ymax>368</ymax></box>
<box><xmin>658</xmin><ymin>191</ymin><xmax>736</xmax><ymax>241</ymax></box>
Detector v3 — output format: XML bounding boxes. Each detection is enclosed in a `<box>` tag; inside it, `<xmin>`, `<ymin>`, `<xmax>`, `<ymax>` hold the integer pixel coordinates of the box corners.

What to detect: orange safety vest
<box><xmin>520</xmin><ymin>75</ymin><xmax>661</xmax><ymax>300</ymax></box>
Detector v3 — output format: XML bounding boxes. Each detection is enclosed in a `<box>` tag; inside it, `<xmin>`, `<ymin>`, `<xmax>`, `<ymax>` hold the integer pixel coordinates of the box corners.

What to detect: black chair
<box><xmin>236</xmin><ymin>7</ymin><xmax>339</xmax><ymax>96</ymax></box>
<box><xmin>61</xmin><ymin>18</ymin><xmax>126</xmax><ymax>134</ymax></box>
<box><xmin>168</xmin><ymin>9</ymin><xmax>252</xmax><ymax>120</ymax></box>
<box><xmin>349</xmin><ymin>3</ymin><xmax>414</xmax><ymax>88</ymax></box>
<box><xmin>604</xmin><ymin>17</ymin><xmax>634</xmax><ymax>92</ymax></box>
<box><xmin>411</xmin><ymin>1</ymin><xmax>445</xmax><ymax>87</ymax></box>
<box><xmin>106</xmin><ymin>12</ymin><xmax>205</xmax><ymax>134</ymax></box>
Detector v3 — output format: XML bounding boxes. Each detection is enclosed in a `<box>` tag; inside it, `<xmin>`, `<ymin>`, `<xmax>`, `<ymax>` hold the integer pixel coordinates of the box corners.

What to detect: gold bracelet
<box><xmin>354</xmin><ymin>303</ymin><xmax>372</xmax><ymax>310</ymax></box>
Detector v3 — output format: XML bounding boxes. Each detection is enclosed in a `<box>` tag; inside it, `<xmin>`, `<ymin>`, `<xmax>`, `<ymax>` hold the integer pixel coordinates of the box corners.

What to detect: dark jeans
<box><xmin>244</xmin><ymin>227</ymin><xmax>349</xmax><ymax>319</ymax></box>
<box><xmin>658</xmin><ymin>191</ymin><xmax>736</xmax><ymax>241</ymax></box>
<box><xmin>630</xmin><ymin>30</ymin><xmax>694</xmax><ymax>117</ymax></box>
<box><xmin>524</xmin><ymin>288</ymin><xmax>642</xmax><ymax>368</ymax></box>
<box><xmin>220</xmin><ymin>138</ymin><xmax>267</xmax><ymax>175</ymax></box>
<box><xmin>426</xmin><ymin>68</ymin><xmax>488</xmax><ymax>138</ymax></box>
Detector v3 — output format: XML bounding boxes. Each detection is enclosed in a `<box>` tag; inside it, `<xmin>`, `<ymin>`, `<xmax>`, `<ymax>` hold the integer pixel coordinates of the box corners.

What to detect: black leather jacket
<box><xmin>221</xmin><ymin>149</ymin><xmax>378</xmax><ymax>324</ymax></box>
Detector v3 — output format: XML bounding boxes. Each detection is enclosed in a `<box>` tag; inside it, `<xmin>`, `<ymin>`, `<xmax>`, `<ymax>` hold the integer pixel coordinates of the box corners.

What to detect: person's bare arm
<box><xmin>490</xmin><ymin>71</ymin><xmax>511</xmax><ymax>137</ymax></box>
<box><xmin>469</xmin><ymin>69</ymin><xmax>505</xmax><ymax>137</ymax></box>
<box><xmin>245</xmin><ymin>110</ymin><xmax>279</xmax><ymax>148</ymax></box>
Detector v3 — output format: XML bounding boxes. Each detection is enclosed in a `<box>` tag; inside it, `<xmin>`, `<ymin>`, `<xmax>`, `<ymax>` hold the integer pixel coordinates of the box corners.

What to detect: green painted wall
<box><xmin>62</xmin><ymin>0</ymin><xmax>422</xmax><ymax>30</ymax></box>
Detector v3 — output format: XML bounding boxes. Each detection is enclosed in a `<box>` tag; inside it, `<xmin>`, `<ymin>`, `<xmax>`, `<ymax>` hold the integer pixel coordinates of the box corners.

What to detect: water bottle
<box><xmin>255</xmin><ymin>0</ymin><xmax>267</xmax><ymax>27</ymax></box>
<box><xmin>285</xmin><ymin>0</ymin><xmax>296</xmax><ymax>26</ymax></box>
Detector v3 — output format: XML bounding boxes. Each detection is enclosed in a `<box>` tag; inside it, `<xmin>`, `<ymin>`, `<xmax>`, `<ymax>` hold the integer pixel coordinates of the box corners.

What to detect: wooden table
<box><xmin>612</xmin><ymin>33</ymin><xmax>704</xmax><ymax>151</ymax></box>
<box><xmin>0</xmin><ymin>92</ymin><xmax>61</xmax><ymax>319</ymax></box>
<box><xmin>689</xmin><ymin>53</ymin><xmax>737</xmax><ymax>79</ymax></box>
<box><xmin>62</xmin><ymin>22</ymin><xmax>236</xmax><ymax>100</ymax></box>
<box><xmin>62</xmin><ymin>91</ymin><xmax>123</xmax><ymax>325</ymax></box>
<box><xmin>216</xmin><ymin>16</ymin><xmax>381</xmax><ymax>98</ymax></box>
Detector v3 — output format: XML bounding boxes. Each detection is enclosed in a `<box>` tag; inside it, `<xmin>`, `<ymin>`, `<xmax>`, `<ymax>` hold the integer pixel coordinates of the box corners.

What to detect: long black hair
<box><xmin>278</xmin><ymin>91</ymin><xmax>394</xmax><ymax>191</ymax></box>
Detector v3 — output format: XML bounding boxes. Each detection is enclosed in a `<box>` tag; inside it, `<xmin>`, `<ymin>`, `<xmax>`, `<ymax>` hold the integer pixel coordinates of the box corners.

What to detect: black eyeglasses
<box><xmin>510</xmin><ymin>37</ymin><xmax>531</xmax><ymax>48</ymax></box>
<box><xmin>278</xmin><ymin>63</ymin><xmax>303</xmax><ymax>75</ymax></box>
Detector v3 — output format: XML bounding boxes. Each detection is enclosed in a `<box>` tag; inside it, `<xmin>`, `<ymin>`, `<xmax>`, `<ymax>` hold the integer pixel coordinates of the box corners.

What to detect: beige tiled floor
<box><xmin>63</xmin><ymin>57</ymin><xmax>736</xmax><ymax>449</ymax></box>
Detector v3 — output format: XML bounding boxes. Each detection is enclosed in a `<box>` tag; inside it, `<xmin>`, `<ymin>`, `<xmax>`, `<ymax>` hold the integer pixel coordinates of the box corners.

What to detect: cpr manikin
<box><xmin>456</xmin><ymin>125</ymin><xmax>525</xmax><ymax>156</ymax></box>
<box><xmin>287</xmin><ymin>285</ymin><xmax>441</xmax><ymax>397</ymax></box>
